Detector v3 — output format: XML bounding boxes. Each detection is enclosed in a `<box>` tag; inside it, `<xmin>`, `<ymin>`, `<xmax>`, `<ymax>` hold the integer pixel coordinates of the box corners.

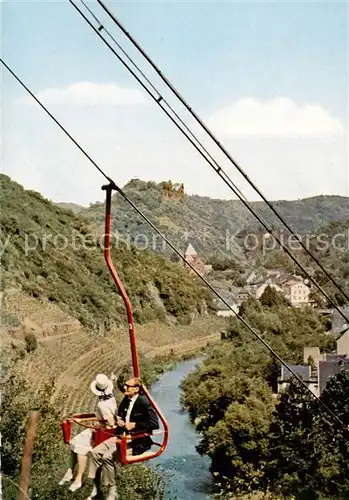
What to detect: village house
<box><xmin>209</xmin><ymin>280</ymin><xmax>239</xmax><ymax>316</ymax></box>
<box><xmin>318</xmin><ymin>356</ymin><xmax>349</xmax><ymax>394</ymax></box>
<box><xmin>183</xmin><ymin>244</ymin><xmax>211</xmax><ymax>277</ymax></box>
<box><xmin>280</xmin><ymin>276</ymin><xmax>311</xmax><ymax>307</ymax></box>
<box><xmin>278</xmin><ymin>364</ymin><xmax>318</xmax><ymax>396</ymax></box>
<box><xmin>230</xmin><ymin>286</ymin><xmax>252</xmax><ymax>306</ymax></box>
<box><xmin>214</xmin><ymin>296</ymin><xmax>239</xmax><ymax>317</ymax></box>
<box><xmin>247</xmin><ymin>270</ymin><xmax>311</xmax><ymax>307</ymax></box>
<box><xmin>337</xmin><ymin>327</ymin><xmax>349</xmax><ymax>355</ymax></box>
<box><xmin>278</xmin><ymin>325</ymin><xmax>349</xmax><ymax>397</ymax></box>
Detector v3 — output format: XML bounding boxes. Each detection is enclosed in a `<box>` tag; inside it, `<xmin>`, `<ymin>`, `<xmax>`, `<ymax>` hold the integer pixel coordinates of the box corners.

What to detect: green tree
<box><xmin>267</xmin><ymin>381</ymin><xmax>316</xmax><ymax>498</ymax></box>
<box><xmin>180</xmin><ymin>298</ymin><xmax>342</xmax><ymax>498</ymax></box>
<box><xmin>262</xmin><ymin>355</ymin><xmax>280</xmax><ymax>393</ymax></box>
<box><xmin>260</xmin><ymin>285</ymin><xmax>291</xmax><ymax>308</ymax></box>
<box><xmin>313</xmin><ymin>371</ymin><xmax>349</xmax><ymax>498</ymax></box>
<box><xmin>268</xmin><ymin>372</ymin><xmax>349</xmax><ymax>499</ymax></box>
<box><xmin>198</xmin><ymin>378</ymin><xmax>275</xmax><ymax>494</ymax></box>
<box><xmin>238</xmin><ymin>297</ymin><xmax>262</xmax><ymax>316</ymax></box>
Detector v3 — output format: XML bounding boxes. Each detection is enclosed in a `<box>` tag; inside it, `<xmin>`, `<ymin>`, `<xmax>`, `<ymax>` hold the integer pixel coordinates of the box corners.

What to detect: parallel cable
<box><xmin>96</xmin><ymin>0</ymin><xmax>349</xmax><ymax>307</ymax></box>
<box><xmin>69</xmin><ymin>0</ymin><xmax>349</xmax><ymax>325</ymax></box>
<box><xmin>2</xmin><ymin>57</ymin><xmax>347</xmax><ymax>433</ymax></box>
<box><xmin>78</xmin><ymin>0</ymin><xmax>248</xmax><ymax>203</ymax></box>
<box><xmin>75</xmin><ymin>0</ymin><xmax>274</xmax><ymax>286</ymax></box>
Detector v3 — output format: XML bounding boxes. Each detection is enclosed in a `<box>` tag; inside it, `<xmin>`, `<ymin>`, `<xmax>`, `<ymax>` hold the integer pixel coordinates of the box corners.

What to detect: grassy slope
<box><xmin>1</xmin><ymin>173</ymin><xmax>225</xmax><ymax>414</ymax></box>
<box><xmin>0</xmin><ymin>174</ymin><xmax>213</xmax><ymax>331</ymax></box>
<box><xmin>0</xmin><ymin>176</ymin><xmax>228</xmax><ymax>500</ymax></box>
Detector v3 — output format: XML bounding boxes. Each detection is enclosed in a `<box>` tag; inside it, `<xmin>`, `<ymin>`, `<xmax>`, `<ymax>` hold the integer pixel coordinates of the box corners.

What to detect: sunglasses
<box><xmin>124</xmin><ymin>383</ymin><xmax>139</xmax><ymax>388</ymax></box>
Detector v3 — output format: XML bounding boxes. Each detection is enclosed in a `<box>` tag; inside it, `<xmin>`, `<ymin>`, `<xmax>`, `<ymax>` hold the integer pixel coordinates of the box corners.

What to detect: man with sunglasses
<box><xmin>86</xmin><ymin>377</ymin><xmax>159</xmax><ymax>500</ymax></box>
<box><xmin>118</xmin><ymin>377</ymin><xmax>159</xmax><ymax>456</ymax></box>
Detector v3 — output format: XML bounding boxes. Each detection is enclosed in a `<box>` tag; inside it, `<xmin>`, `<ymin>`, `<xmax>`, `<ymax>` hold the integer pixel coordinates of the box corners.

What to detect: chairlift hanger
<box><xmin>61</xmin><ymin>183</ymin><xmax>169</xmax><ymax>465</ymax></box>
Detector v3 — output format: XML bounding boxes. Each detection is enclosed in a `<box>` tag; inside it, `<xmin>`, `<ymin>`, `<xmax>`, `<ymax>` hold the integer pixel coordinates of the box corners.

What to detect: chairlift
<box><xmin>61</xmin><ymin>183</ymin><xmax>169</xmax><ymax>465</ymax></box>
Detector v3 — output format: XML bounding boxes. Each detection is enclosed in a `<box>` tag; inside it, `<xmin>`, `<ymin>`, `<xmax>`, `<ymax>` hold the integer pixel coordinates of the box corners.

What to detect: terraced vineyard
<box><xmin>3</xmin><ymin>290</ymin><xmax>82</xmax><ymax>339</ymax></box>
<box><xmin>11</xmin><ymin>316</ymin><xmax>226</xmax><ymax>416</ymax></box>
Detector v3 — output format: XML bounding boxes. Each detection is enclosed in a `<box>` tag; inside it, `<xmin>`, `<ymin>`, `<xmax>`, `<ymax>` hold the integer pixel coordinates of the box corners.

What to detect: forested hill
<box><xmin>299</xmin><ymin>218</ymin><xmax>349</xmax><ymax>306</ymax></box>
<box><xmin>0</xmin><ymin>174</ymin><xmax>212</xmax><ymax>330</ymax></box>
<box><xmin>180</xmin><ymin>297</ymin><xmax>349</xmax><ymax>499</ymax></box>
<box><xmin>65</xmin><ymin>179</ymin><xmax>349</xmax><ymax>260</ymax></box>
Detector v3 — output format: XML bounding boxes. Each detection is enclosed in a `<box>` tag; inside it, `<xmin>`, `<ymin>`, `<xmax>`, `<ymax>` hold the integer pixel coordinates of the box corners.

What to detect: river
<box><xmin>150</xmin><ymin>358</ymin><xmax>213</xmax><ymax>500</ymax></box>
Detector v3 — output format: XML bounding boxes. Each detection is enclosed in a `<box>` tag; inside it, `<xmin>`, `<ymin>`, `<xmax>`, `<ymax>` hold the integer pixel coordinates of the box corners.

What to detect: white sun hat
<box><xmin>90</xmin><ymin>373</ymin><xmax>114</xmax><ymax>396</ymax></box>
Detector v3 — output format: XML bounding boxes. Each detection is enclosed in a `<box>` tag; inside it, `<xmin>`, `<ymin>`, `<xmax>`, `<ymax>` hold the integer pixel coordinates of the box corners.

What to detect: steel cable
<box><xmin>2</xmin><ymin>57</ymin><xmax>347</xmax><ymax>433</ymax></box>
<box><xmin>69</xmin><ymin>0</ymin><xmax>349</xmax><ymax>325</ymax></box>
<box><xmin>96</xmin><ymin>0</ymin><xmax>349</xmax><ymax>305</ymax></box>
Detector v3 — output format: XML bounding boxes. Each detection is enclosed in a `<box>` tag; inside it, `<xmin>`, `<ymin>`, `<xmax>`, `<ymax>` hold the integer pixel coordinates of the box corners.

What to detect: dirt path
<box><xmin>142</xmin><ymin>331</ymin><xmax>221</xmax><ymax>358</ymax></box>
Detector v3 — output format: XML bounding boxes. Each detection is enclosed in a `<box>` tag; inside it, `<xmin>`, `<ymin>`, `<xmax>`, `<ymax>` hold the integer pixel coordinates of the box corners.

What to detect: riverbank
<box><xmin>151</xmin><ymin>357</ymin><xmax>213</xmax><ymax>500</ymax></box>
<box><xmin>2</xmin><ymin>315</ymin><xmax>226</xmax><ymax>499</ymax></box>
<box><xmin>148</xmin><ymin>358</ymin><xmax>289</xmax><ymax>500</ymax></box>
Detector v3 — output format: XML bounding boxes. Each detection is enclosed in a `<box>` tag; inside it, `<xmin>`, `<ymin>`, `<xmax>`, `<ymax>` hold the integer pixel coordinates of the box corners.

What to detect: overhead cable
<box><xmin>95</xmin><ymin>0</ymin><xmax>349</xmax><ymax>305</ymax></box>
<box><xmin>2</xmin><ymin>57</ymin><xmax>347</xmax><ymax>433</ymax></box>
<box><xmin>69</xmin><ymin>0</ymin><xmax>349</xmax><ymax>325</ymax></box>
<box><xmin>78</xmin><ymin>0</ymin><xmax>248</xmax><ymax>203</ymax></box>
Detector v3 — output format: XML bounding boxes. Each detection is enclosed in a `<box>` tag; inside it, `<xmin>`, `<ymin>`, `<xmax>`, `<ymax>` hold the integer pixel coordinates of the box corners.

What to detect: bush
<box><xmin>1</xmin><ymin>173</ymin><xmax>212</xmax><ymax>331</ymax></box>
<box><xmin>24</xmin><ymin>333</ymin><xmax>38</xmax><ymax>353</ymax></box>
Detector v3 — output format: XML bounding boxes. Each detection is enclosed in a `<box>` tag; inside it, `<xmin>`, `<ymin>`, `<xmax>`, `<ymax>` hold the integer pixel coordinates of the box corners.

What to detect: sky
<box><xmin>2</xmin><ymin>0</ymin><xmax>348</xmax><ymax>206</ymax></box>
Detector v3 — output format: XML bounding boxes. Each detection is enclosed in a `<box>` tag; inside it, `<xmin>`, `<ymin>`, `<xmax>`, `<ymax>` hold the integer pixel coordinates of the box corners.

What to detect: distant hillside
<box><xmin>302</xmin><ymin>218</ymin><xmax>349</xmax><ymax>306</ymax></box>
<box><xmin>83</xmin><ymin>179</ymin><xmax>349</xmax><ymax>261</ymax></box>
<box><xmin>55</xmin><ymin>202</ymin><xmax>86</xmax><ymax>213</ymax></box>
<box><xmin>0</xmin><ymin>175</ymin><xmax>213</xmax><ymax>331</ymax></box>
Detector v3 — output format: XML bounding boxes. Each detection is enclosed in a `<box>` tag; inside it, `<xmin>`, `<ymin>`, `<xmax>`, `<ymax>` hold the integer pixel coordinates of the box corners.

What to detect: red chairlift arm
<box><xmin>102</xmin><ymin>183</ymin><xmax>140</xmax><ymax>378</ymax></box>
<box><xmin>68</xmin><ymin>412</ymin><xmax>97</xmax><ymax>420</ymax></box>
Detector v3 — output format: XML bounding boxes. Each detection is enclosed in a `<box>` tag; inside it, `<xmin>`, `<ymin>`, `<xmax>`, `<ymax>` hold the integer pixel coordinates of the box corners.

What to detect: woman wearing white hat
<box><xmin>59</xmin><ymin>373</ymin><xmax>118</xmax><ymax>492</ymax></box>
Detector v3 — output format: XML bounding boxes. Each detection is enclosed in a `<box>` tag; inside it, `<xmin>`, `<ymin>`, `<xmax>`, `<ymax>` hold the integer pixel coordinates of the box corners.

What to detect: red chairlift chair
<box><xmin>61</xmin><ymin>183</ymin><xmax>169</xmax><ymax>465</ymax></box>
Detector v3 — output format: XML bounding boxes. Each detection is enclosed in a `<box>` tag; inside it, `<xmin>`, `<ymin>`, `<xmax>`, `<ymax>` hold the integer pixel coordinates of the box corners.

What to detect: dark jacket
<box><xmin>118</xmin><ymin>394</ymin><xmax>159</xmax><ymax>455</ymax></box>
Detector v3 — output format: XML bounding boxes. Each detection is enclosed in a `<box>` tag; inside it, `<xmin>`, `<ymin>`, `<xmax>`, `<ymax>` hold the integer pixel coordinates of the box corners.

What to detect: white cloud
<box><xmin>20</xmin><ymin>81</ymin><xmax>146</xmax><ymax>107</ymax></box>
<box><xmin>206</xmin><ymin>97</ymin><xmax>344</xmax><ymax>137</ymax></box>
<box><xmin>3</xmin><ymin>93</ymin><xmax>348</xmax><ymax>206</ymax></box>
